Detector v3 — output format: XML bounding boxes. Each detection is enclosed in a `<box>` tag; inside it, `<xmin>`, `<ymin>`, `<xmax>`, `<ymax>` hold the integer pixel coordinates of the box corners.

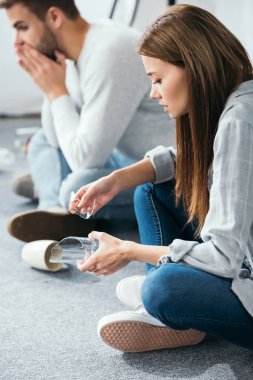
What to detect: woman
<box><xmin>70</xmin><ymin>4</ymin><xmax>253</xmax><ymax>352</ymax></box>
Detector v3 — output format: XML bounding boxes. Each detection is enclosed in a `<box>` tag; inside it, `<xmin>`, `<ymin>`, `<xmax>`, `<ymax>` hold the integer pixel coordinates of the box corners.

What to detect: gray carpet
<box><xmin>1</xmin><ymin>117</ymin><xmax>253</xmax><ymax>380</ymax></box>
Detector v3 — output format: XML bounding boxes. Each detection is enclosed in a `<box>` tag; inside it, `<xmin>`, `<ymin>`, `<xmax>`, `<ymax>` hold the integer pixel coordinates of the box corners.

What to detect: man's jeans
<box><xmin>27</xmin><ymin>130</ymin><xmax>136</xmax><ymax>220</ymax></box>
<box><xmin>134</xmin><ymin>181</ymin><xmax>253</xmax><ymax>350</ymax></box>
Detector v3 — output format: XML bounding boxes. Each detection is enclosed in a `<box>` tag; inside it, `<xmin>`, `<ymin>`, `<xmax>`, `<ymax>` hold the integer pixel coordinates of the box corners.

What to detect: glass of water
<box><xmin>49</xmin><ymin>236</ymin><xmax>99</xmax><ymax>264</ymax></box>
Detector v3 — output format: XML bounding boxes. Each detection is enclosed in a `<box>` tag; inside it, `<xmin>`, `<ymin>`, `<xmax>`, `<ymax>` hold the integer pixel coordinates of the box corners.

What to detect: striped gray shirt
<box><xmin>146</xmin><ymin>80</ymin><xmax>253</xmax><ymax>318</ymax></box>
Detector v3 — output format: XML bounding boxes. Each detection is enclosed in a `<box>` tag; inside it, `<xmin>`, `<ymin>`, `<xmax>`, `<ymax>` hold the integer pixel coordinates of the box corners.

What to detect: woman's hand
<box><xmin>69</xmin><ymin>158</ymin><xmax>156</xmax><ymax>216</ymax></box>
<box><xmin>77</xmin><ymin>231</ymin><xmax>172</xmax><ymax>276</ymax></box>
<box><xmin>77</xmin><ymin>231</ymin><xmax>130</xmax><ymax>276</ymax></box>
<box><xmin>69</xmin><ymin>172</ymin><xmax>119</xmax><ymax>216</ymax></box>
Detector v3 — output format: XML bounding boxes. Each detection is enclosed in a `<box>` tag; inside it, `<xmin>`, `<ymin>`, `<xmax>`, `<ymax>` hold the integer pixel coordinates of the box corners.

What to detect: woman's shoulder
<box><xmin>220</xmin><ymin>80</ymin><xmax>253</xmax><ymax>126</ymax></box>
<box><xmin>214</xmin><ymin>81</ymin><xmax>253</xmax><ymax>149</ymax></box>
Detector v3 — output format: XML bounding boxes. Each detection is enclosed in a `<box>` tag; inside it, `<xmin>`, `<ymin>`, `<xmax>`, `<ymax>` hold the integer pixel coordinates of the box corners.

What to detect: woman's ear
<box><xmin>46</xmin><ymin>7</ymin><xmax>63</xmax><ymax>30</ymax></box>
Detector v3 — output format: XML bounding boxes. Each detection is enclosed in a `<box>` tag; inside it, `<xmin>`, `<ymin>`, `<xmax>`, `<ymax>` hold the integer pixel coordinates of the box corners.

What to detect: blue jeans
<box><xmin>27</xmin><ymin>130</ymin><xmax>136</xmax><ymax>220</ymax></box>
<box><xmin>134</xmin><ymin>181</ymin><xmax>253</xmax><ymax>350</ymax></box>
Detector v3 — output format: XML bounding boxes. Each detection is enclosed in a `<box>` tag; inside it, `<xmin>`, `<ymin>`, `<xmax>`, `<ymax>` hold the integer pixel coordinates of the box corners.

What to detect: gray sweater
<box><xmin>41</xmin><ymin>19</ymin><xmax>175</xmax><ymax>171</ymax></box>
<box><xmin>146</xmin><ymin>80</ymin><xmax>253</xmax><ymax>318</ymax></box>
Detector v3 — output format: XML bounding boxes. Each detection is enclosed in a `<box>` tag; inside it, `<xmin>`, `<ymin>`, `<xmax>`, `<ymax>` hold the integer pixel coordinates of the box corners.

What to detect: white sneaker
<box><xmin>116</xmin><ymin>275</ymin><xmax>146</xmax><ymax>310</ymax></box>
<box><xmin>97</xmin><ymin>307</ymin><xmax>206</xmax><ymax>353</ymax></box>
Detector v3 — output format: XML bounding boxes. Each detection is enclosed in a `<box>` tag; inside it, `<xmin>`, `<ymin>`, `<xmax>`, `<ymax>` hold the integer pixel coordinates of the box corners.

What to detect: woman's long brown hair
<box><xmin>138</xmin><ymin>4</ymin><xmax>253</xmax><ymax>235</ymax></box>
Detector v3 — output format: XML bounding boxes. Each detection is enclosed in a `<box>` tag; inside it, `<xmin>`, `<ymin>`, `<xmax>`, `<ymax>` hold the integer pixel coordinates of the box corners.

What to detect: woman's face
<box><xmin>142</xmin><ymin>56</ymin><xmax>189</xmax><ymax>118</ymax></box>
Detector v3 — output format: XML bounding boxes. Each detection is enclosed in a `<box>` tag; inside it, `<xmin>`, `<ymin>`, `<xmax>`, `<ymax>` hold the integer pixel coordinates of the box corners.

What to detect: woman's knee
<box><xmin>141</xmin><ymin>264</ymin><xmax>190</xmax><ymax>323</ymax></box>
<box><xmin>134</xmin><ymin>183</ymin><xmax>153</xmax><ymax>215</ymax></box>
<box><xmin>134</xmin><ymin>183</ymin><xmax>153</xmax><ymax>203</ymax></box>
<box><xmin>134</xmin><ymin>181</ymin><xmax>175</xmax><ymax>213</ymax></box>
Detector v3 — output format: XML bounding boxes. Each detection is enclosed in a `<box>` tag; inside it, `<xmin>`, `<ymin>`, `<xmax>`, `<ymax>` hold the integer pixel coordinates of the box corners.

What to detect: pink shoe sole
<box><xmin>100</xmin><ymin>321</ymin><xmax>206</xmax><ymax>352</ymax></box>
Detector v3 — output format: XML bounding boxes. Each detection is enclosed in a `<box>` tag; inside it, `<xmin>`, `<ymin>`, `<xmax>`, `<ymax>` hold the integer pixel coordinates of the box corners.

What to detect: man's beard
<box><xmin>36</xmin><ymin>26</ymin><xmax>59</xmax><ymax>61</ymax></box>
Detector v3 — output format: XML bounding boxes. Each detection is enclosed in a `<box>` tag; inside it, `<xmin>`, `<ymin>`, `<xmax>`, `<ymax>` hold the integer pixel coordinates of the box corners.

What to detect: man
<box><xmin>1</xmin><ymin>0</ymin><xmax>175</xmax><ymax>241</ymax></box>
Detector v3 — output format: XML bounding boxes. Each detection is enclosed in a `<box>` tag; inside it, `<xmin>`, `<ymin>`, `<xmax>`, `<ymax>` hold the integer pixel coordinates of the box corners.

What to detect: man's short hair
<box><xmin>0</xmin><ymin>0</ymin><xmax>80</xmax><ymax>20</ymax></box>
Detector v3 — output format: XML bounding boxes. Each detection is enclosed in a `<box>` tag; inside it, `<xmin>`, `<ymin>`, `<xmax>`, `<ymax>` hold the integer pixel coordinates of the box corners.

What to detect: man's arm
<box><xmin>17</xmin><ymin>40</ymin><xmax>152</xmax><ymax>172</ymax></box>
<box><xmin>50</xmin><ymin>47</ymin><xmax>151</xmax><ymax>171</ymax></box>
<box><xmin>41</xmin><ymin>97</ymin><xmax>59</xmax><ymax>148</ymax></box>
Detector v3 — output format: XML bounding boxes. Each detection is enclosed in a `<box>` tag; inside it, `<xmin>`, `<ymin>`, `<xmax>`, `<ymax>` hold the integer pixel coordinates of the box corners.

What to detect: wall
<box><xmin>215</xmin><ymin>0</ymin><xmax>253</xmax><ymax>60</ymax></box>
<box><xmin>0</xmin><ymin>0</ymin><xmax>252</xmax><ymax>115</ymax></box>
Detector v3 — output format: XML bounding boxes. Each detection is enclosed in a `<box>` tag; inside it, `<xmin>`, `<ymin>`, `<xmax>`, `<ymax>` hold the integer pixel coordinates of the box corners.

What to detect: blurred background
<box><xmin>0</xmin><ymin>0</ymin><xmax>253</xmax><ymax>116</ymax></box>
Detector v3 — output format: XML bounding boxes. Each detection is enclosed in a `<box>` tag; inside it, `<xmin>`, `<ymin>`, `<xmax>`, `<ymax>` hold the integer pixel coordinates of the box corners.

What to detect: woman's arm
<box><xmin>70</xmin><ymin>146</ymin><xmax>177</xmax><ymax>215</ymax></box>
<box><xmin>113</xmin><ymin>157</ymin><xmax>156</xmax><ymax>192</ymax></box>
<box><xmin>168</xmin><ymin>119</ymin><xmax>253</xmax><ymax>278</ymax></box>
<box><xmin>77</xmin><ymin>231</ymin><xmax>171</xmax><ymax>276</ymax></box>
<box><xmin>125</xmin><ymin>240</ymin><xmax>171</xmax><ymax>265</ymax></box>
<box><xmin>70</xmin><ymin>157</ymin><xmax>156</xmax><ymax>214</ymax></box>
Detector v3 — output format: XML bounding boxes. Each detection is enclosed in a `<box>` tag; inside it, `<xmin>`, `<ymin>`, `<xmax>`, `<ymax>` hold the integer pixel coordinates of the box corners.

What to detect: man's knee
<box><xmin>27</xmin><ymin>130</ymin><xmax>47</xmax><ymax>158</ymax></box>
<box><xmin>59</xmin><ymin>172</ymin><xmax>81</xmax><ymax>209</ymax></box>
<box><xmin>59</xmin><ymin>170</ymin><xmax>105</xmax><ymax>210</ymax></box>
<box><xmin>28</xmin><ymin>129</ymin><xmax>47</xmax><ymax>149</ymax></box>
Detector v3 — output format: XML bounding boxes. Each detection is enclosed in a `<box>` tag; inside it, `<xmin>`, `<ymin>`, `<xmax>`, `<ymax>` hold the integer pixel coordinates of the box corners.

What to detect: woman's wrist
<box><xmin>123</xmin><ymin>241</ymin><xmax>171</xmax><ymax>266</ymax></box>
<box><xmin>111</xmin><ymin>166</ymin><xmax>132</xmax><ymax>192</ymax></box>
<box><xmin>110</xmin><ymin>170</ymin><xmax>125</xmax><ymax>193</ymax></box>
<box><xmin>123</xmin><ymin>241</ymin><xmax>139</xmax><ymax>261</ymax></box>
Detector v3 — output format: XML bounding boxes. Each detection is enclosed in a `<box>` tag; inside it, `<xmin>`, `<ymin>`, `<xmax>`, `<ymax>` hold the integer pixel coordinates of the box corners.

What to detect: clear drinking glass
<box><xmin>49</xmin><ymin>236</ymin><xmax>99</xmax><ymax>264</ymax></box>
<box><xmin>70</xmin><ymin>191</ymin><xmax>96</xmax><ymax>219</ymax></box>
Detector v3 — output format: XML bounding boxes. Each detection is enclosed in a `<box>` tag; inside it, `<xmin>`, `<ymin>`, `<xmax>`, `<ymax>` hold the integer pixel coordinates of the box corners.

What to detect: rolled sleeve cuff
<box><xmin>144</xmin><ymin>145</ymin><xmax>176</xmax><ymax>184</ymax></box>
<box><xmin>170</xmin><ymin>239</ymin><xmax>199</xmax><ymax>262</ymax></box>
